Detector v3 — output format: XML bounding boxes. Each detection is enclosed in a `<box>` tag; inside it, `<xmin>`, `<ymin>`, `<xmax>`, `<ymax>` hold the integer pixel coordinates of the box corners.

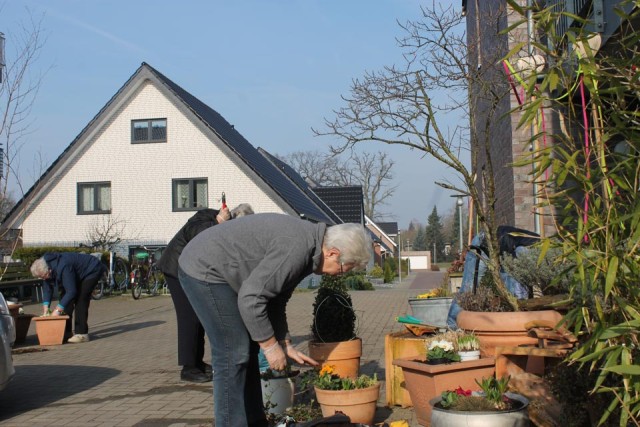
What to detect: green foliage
<box><xmin>439</xmin><ymin>377</ymin><xmax>515</xmax><ymax>412</ymax></box>
<box><xmin>342</xmin><ymin>271</ymin><xmax>374</xmax><ymax>290</ymax></box>
<box><xmin>311</xmin><ymin>275</ymin><xmax>356</xmax><ymax>342</ymax></box>
<box><xmin>425</xmin><ymin>206</ymin><xmax>445</xmax><ymax>262</ymax></box>
<box><xmin>508</xmin><ymin>4</ymin><xmax>640</xmax><ymax>424</ymax></box>
<box><xmin>457</xmin><ymin>333</ymin><xmax>480</xmax><ymax>352</ymax></box>
<box><xmin>413</xmin><ymin>227</ymin><xmax>427</xmax><ymax>250</ymax></box>
<box><xmin>368</xmin><ymin>264</ymin><xmax>384</xmax><ymax>278</ymax></box>
<box><xmin>303</xmin><ymin>365</ymin><xmax>378</xmax><ymax>391</ymax></box>
<box><xmin>500</xmin><ymin>245</ymin><xmax>572</xmax><ymax>298</ymax></box>
<box><xmin>13</xmin><ymin>246</ymin><xmax>104</xmax><ymax>267</ymax></box>
<box><xmin>383</xmin><ymin>262</ymin><xmax>394</xmax><ymax>283</ymax></box>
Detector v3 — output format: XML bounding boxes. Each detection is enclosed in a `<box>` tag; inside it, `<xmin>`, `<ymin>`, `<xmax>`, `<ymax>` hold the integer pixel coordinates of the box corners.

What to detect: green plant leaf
<box><xmin>602</xmin><ymin>365</ymin><xmax>640</xmax><ymax>376</ymax></box>
<box><xmin>604</xmin><ymin>256</ymin><xmax>618</xmax><ymax>298</ymax></box>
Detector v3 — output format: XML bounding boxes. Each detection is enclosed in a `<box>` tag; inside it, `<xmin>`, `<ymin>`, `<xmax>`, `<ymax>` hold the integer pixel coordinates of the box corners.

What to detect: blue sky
<box><xmin>1</xmin><ymin>0</ymin><xmax>464</xmax><ymax>229</ymax></box>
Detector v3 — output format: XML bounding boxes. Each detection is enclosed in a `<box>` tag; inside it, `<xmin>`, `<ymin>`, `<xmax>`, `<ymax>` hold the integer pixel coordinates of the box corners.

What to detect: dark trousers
<box><xmin>166</xmin><ymin>274</ymin><xmax>205</xmax><ymax>367</ymax></box>
<box><xmin>60</xmin><ymin>273</ymin><xmax>101</xmax><ymax>335</ymax></box>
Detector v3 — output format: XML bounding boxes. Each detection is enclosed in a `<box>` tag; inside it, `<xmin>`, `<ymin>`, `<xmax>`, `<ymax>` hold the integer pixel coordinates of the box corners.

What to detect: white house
<box><xmin>1</xmin><ymin>63</ymin><xmax>336</xmax><ymax>256</ymax></box>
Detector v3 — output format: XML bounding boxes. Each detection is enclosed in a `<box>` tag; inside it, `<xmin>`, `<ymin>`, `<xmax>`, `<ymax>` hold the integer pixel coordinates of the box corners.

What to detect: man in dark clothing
<box><xmin>30</xmin><ymin>252</ymin><xmax>106</xmax><ymax>343</ymax></box>
<box><xmin>157</xmin><ymin>203</ymin><xmax>253</xmax><ymax>383</ymax></box>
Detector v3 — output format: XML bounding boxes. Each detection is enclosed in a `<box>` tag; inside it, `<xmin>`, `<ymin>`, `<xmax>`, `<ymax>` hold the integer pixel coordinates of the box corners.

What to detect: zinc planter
<box><xmin>14</xmin><ymin>314</ymin><xmax>36</xmax><ymax>344</ymax></box>
<box><xmin>261</xmin><ymin>372</ymin><xmax>297</xmax><ymax>416</ymax></box>
<box><xmin>430</xmin><ymin>392</ymin><xmax>530</xmax><ymax>427</ymax></box>
<box><xmin>308</xmin><ymin>338</ymin><xmax>362</xmax><ymax>379</ymax></box>
<box><xmin>314</xmin><ymin>383</ymin><xmax>380</xmax><ymax>425</ymax></box>
<box><xmin>457</xmin><ymin>350</ymin><xmax>480</xmax><ymax>362</ymax></box>
<box><xmin>33</xmin><ymin>315</ymin><xmax>69</xmax><ymax>345</ymax></box>
<box><xmin>392</xmin><ymin>356</ymin><xmax>495</xmax><ymax>426</ymax></box>
<box><xmin>408</xmin><ymin>297</ymin><xmax>453</xmax><ymax>328</ymax></box>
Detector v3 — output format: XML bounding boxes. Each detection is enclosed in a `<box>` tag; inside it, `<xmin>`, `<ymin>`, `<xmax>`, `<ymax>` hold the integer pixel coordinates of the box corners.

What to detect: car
<box><xmin>0</xmin><ymin>292</ymin><xmax>16</xmax><ymax>391</ymax></box>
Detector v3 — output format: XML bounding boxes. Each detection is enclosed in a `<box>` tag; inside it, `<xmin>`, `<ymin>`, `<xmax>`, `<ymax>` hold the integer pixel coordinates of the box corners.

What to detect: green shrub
<box><xmin>383</xmin><ymin>262</ymin><xmax>394</xmax><ymax>283</ymax></box>
<box><xmin>368</xmin><ymin>264</ymin><xmax>384</xmax><ymax>278</ymax></box>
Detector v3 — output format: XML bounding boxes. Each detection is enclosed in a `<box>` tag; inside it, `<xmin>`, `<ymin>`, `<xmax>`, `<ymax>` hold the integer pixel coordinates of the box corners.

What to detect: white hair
<box><xmin>231</xmin><ymin>203</ymin><xmax>254</xmax><ymax>218</ymax></box>
<box><xmin>323</xmin><ymin>223</ymin><xmax>372</xmax><ymax>270</ymax></box>
<box><xmin>30</xmin><ymin>257</ymin><xmax>50</xmax><ymax>278</ymax></box>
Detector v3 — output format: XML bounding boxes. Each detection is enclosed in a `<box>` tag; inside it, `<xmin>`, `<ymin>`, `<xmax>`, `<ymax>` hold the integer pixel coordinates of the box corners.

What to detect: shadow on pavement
<box><xmin>0</xmin><ymin>364</ymin><xmax>120</xmax><ymax>420</ymax></box>
<box><xmin>91</xmin><ymin>320</ymin><xmax>165</xmax><ymax>339</ymax></box>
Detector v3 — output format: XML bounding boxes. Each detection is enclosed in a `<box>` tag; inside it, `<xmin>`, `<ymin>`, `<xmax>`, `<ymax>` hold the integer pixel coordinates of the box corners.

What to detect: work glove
<box><xmin>262</xmin><ymin>342</ymin><xmax>287</xmax><ymax>371</ymax></box>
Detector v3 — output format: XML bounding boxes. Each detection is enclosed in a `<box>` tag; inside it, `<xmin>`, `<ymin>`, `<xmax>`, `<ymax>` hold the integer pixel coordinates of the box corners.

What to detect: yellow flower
<box><xmin>389</xmin><ymin>421</ymin><xmax>409</xmax><ymax>427</ymax></box>
<box><xmin>319</xmin><ymin>364</ymin><xmax>335</xmax><ymax>376</ymax></box>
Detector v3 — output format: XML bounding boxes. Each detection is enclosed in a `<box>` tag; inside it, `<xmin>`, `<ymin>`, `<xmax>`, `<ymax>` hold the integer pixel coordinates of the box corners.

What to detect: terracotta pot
<box><xmin>308</xmin><ymin>338</ymin><xmax>362</xmax><ymax>379</ymax></box>
<box><xmin>456</xmin><ymin>310</ymin><xmax>563</xmax><ymax>357</ymax></box>
<box><xmin>314</xmin><ymin>383</ymin><xmax>380</xmax><ymax>425</ymax></box>
<box><xmin>14</xmin><ymin>314</ymin><xmax>36</xmax><ymax>344</ymax></box>
<box><xmin>33</xmin><ymin>315</ymin><xmax>69</xmax><ymax>345</ymax></box>
<box><xmin>392</xmin><ymin>356</ymin><xmax>496</xmax><ymax>426</ymax></box>
<box><xmin>430</xmin><ymin>392</ymin><xmax>530</xmax><ymax>426</ymax></box>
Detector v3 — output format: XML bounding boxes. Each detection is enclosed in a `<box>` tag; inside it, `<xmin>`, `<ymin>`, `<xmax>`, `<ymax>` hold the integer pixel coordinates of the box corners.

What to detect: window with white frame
<box><xmin>78</xmin><ymin>182</ymin><xmax>111</xmax><ymax>214</ymax></box>
<box><xmin>131</xmin><ymin>118</ymin><xmax>167</xmax><ymax>143</ymax></box>
<box><xmin>172</xmin><ymin>178</ymin><xmax>208</xmax><ymax>211</ymax></box>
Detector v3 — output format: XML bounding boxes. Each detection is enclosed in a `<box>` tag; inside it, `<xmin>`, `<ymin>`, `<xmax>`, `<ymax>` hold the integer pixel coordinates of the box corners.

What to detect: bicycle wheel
<box><xmin>92</xmin><ymin>271</ymin><xmax>107</xmax><ymax>300</ymax></box>
<box><xmin>113</xmin><ymin>258</ymin><xmax>129</xmax><ymax>293</ymax></box>
<box><xmin>131</xmin><ymin>269</ymin><xmax>143</xmax><ymax>299</ymax></box>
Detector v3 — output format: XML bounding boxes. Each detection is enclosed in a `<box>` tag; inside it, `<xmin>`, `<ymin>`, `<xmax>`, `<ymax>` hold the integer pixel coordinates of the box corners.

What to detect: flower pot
<box><xmin>261</xmin><ymin>374</ymin><xmax>297</xmax><ymax>415</ymax></box>
<box><xmin>408</xmin><ymin>297</ymin><xmax>453</xmax><ymax>328</ymax></box>
<box><xmin>14</xmin><ymin>314</ymin><xmax>36</xmax><ymax>344</ymax></box>
<box><xmin>308</xmin><ymin>338</ymin><xmax>362</xmax><ymax>379</ymax></box>
<box><xmin>392</xmin><ymin>356</ymin><xmax>496</xmax><ymax>426</ymax></box>
<box><xmin>33</xmin><ymin>315</ymin><xmax>69</xmax><ymax>345</ymax></box>
<box><xmin>429</xmin><ymin>392</ymin><xmax>530</xmax><ymax>427</ymax></box>
<box><xmin>457</xmin><ymin>350</ymin><xmax>480</xmax><ymax>362</ymax></box>
<box><xmin>456</xmin><ymin>310</ymin><xmax>563</xmax><ymax>357</ymax></box>
<box><xmin>314</xmin><ymin>383</ymin><xmax>380</xmax><ymax>425</ymax></box>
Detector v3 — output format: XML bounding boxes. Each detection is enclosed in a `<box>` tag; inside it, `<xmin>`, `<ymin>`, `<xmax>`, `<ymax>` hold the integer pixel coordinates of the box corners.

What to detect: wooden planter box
<box><xmin>384</xmin><ymin>331</ymin><xmax>429</xmax><ymax>407</ymax></box>
<box><xmin>392</xmin><ymin>356</ymin><xmax>496</xmax><ymax>426</ymax></box>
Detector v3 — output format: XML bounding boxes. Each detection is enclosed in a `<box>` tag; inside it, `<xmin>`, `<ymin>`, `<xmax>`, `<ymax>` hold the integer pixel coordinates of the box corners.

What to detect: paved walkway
<box><xmin>0</xmin><ymin>271</ymin><xmax>442</xmax><ymax>426</ymax></box>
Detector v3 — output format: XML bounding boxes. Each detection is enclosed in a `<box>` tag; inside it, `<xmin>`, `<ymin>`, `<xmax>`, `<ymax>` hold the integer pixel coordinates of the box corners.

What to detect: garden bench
<box><xmin>0</xmin><ymin>263</ymin><xmax>43</xmax><ymax>302</ymax></box>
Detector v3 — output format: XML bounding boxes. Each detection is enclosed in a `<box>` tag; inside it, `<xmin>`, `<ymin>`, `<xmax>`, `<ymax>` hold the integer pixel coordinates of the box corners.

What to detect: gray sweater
<box><xmin>178</xmin><ymin>213</ymin><xmax>327</xmax><ymax>342</ymax></box>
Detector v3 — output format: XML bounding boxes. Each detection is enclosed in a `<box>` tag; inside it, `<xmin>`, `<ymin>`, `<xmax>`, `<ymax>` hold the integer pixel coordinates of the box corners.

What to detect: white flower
<box><xmin>428</xmin><ymin>340</ymin><xmax>454</xmax><ymax>352</ymax></box>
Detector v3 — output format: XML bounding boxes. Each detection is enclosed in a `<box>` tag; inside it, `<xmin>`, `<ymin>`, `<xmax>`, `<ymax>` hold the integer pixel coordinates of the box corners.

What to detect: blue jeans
<box><xmin>178</xmin><ymin>268</ymin><xmax>263</xmax><ymax>427</ymax></box>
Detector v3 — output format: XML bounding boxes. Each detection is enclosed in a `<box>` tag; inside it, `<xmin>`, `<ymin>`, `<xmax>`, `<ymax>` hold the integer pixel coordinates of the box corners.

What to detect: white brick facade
<box><xmin>19</xmin><ymin>80</ymin><xmax>286</xmax><ymax>250</ymax></box>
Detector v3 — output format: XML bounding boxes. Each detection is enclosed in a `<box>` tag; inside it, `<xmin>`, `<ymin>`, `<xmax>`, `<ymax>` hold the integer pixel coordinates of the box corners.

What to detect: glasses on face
<box><xmin>339</xmin><ymin>262</ymin><xmax>344</xmax><ymax>276</ymax></box>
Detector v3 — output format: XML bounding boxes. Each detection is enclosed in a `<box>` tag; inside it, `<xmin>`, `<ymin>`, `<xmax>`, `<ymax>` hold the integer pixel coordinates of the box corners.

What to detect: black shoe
<box><xmin>197</xmin><ymin>362</ymin><xmax>212</xmax><ymax>375</ymax></box>
<box><xmin>180</xmin><ymin>367</ymin><xmax>211</xmax><ymax>383</ymax></box>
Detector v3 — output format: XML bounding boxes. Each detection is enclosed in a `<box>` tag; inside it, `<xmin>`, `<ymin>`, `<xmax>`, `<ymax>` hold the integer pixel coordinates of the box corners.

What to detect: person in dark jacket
<box><xmin>30</xmin><ymin>252</ymin><xmax>107</xmax><ymax>343</ymax></box>
<box><xmin>157</xmin><ymin>203</ymin><xmax>254</xmax><ymax>383</ymax></box>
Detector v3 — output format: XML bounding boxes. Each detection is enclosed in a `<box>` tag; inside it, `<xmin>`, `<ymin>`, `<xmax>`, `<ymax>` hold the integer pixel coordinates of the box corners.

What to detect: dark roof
<box><xmin>258</xmin><ymin>149</ymin><xmax>343</xmax><ymax>224</ymax></box>
<box><xmin>377</xmin><ymin>222</ymin><xmax>399</xmax><ymax>236</ymax></box>
<box><xmin>3</xmin><ymin>62</ymin><xmax>337</xmax><ymax>226</ymax></box>
<box><xmin>313</xmin><ymin>186</ymin><xmax>364</xmax><ymax>224</ymax></box>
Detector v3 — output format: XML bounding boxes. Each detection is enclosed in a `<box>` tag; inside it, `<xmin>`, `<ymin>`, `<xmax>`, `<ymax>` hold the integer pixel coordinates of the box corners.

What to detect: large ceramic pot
<box><xmin>314</xmin><ymin>383</ymin><xmax>380</xmax><ymax>425</ymax></box>
<box><xmin>392</xmin><ymin>356</ymin><xmax>495</xmax><ymax>426</ymax></box>
<box><xmin>408</xmin><ymin>297</ymin><xmax>453</xmax><ymax>328</ymax></box>
<box><xmin>308</xmin><ymin>338</ymin><xmax>362</xmax><ymax>379</ymax></box>
<box><xmin>33</xmin><ymin>315</ymin><xmax>69</xmax><ymax>345</ymax></box>
<box><xmin>261</xmin><ymin>371</ymin><xmax>298</xmax><ymax>416</ymax></box>
<box><xmin>456</xmin><ymin>310</ymin><xmax>563</xmax><ymax>357</ymax></box>
<box><xmin>429</xmin><ymin>392</ymin><xmax>530</xmax><ymax>427</ymax></box>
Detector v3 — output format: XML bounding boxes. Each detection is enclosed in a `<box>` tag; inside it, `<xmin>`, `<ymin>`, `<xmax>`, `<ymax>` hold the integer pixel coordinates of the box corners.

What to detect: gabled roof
<box><xmin>258</xmin><ymin>148</ymin><xmax>343</xmax><ymax>224</ymax></box>
<box><xmin>377</xmin><ymin>222</ymin><xmax>399</xmax><ymax>236</ymax></box>
<box><xmin>3</xmin><ymin>62</ymin><xmax>336</xmax><ymax>227</ymax></box>
<box><xmin>313</xmin><ymin>186</ymin><xmax>365</xmax><ymax>224</ymax></box>
<box><xmin>365</xmin><ymin>215</ymin><xmax>398</xmax><ymax>250</ymax></box>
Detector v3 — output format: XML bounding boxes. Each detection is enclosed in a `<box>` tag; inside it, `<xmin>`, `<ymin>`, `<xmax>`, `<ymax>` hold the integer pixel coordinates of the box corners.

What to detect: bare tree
<box><xmin>85</xmin><ymin>215</ymin><xmax>128</xmax><ymax>251</ymax></box>
<box><xmin>313</xmin><ymin>2</ymin><xmax>518</xmax><ymax>307</ymax></box>
<box><xmin>0</xmin><ymin>11</ymin><xmax>47</xmax><ymax>203</ymax></box>
<box><xmin>280</xmin><ymin>150</ymin><xmax>397</xmax><ymax>220</ymax></box>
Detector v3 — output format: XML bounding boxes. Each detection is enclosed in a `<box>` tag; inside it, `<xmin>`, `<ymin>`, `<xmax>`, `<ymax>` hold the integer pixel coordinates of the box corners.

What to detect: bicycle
<box><xmin>80</xmin><ymin>242</ymin><xmax>130</xmax><ymax>300</ymax></box>
<box><xmin>130</xmin><ymin>246</ymin><xmax>166</xmax><ymax>299</ymax></box>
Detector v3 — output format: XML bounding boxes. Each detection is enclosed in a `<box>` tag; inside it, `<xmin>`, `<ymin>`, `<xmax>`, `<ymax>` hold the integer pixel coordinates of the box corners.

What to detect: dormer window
<box><xmin>131</xmin><ymin>118</ymin><xmax>167</xmax><ymax>143</ymax></box>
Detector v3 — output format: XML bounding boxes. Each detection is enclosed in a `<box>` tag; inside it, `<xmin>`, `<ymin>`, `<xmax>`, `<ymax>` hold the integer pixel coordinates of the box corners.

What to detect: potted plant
<box><xmin>392</xmin><ymin>330</ymin><xmax>496</xmax><ymax>425</ymax></box>
<box><xmin>308</xmin><ymin>275</ymin><xmax>361</xmax><ymax>379</ymax></box>
<box><xmin>456</xmin><ymin>333</ymin><xmax>480</xmax><ymax>362</ymax></box>
<box><xmin>426</xmin><ymin>339</ymin><xmax>460</xmax><ymax>365</ymax></box>
<box><xmin>260</xmin><ymin>366</ymin><xmax>299</xmax><ymax>416</ymax></box>
<box><xmin>430</xmin><ymin>376</ymin><xmax>529</xmax><ymax>426</ymax></box>
<box><xmin>305</xmin><ymin>365</ymin><xmax>380</xmax><ymax>425</ymax></box>
<box><xmin>408</xmin><ymin>284</ymin><xmax>452</xmax><ymax>328</ymax></box>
